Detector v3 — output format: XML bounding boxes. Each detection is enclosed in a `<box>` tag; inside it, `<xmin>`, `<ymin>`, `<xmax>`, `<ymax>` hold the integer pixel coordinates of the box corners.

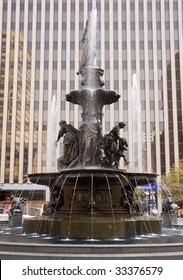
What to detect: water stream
<box><xmin>47</xmin><ymin>95</ymin><xmax>57</xmax><ymax>172</ymax></box>
<box><xmin>131</xmin><ymin>74</ymin><xmax>142</xmax><ymax>171</ymax></box>
<box><xmin>67</xmin><ymin>174</ymin><xmax>80</xmax><ymax>239</ymax></box>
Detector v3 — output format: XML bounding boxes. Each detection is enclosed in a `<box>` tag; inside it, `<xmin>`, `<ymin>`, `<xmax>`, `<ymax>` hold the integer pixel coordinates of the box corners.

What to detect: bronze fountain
<box><xmin>24</xmin><ymin>10</ymin><xmax>162</xmax><ymax>239</ymax></box>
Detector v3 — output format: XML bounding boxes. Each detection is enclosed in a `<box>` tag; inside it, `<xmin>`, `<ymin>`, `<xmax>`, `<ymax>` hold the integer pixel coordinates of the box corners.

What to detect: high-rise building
<box><xmin>0</xmin><ymin>0</ymin><xmax>183</xmax><ymax>186</ymax></box>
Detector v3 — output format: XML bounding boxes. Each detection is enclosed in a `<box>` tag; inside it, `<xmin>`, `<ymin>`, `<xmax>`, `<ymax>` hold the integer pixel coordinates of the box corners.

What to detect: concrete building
<box><xmin>0</xmin><ymin>0</ymin><xmax>183</xmax><ymax>187</ymax></box>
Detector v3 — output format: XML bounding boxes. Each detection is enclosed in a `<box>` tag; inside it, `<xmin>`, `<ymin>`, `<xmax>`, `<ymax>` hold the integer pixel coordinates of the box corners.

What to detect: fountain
<box><xmin>23</xmin><ymin>9</ymin><xmax>162</xmax><ymax>239</ymax></box>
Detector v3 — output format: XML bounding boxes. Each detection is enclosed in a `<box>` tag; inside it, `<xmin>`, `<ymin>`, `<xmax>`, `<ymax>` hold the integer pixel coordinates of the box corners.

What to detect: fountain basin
<box><xmin>66</xmin><ymin>89</ymin><xmax>120</xmax><ymax>106</ymax></box>
<box><xmin>24</xmin><ymin>167</ymin><xmax>161</xmax><ymax>239</ymax></box>
<box><xmin>28</xmin><ymin>167</ymin><xmax>157</xmax><ymax>186</ymax></box>
<box><xmin>23</xmin><ymin>216</ymin><xmax>161</xmax><ymax>239</ymax></box>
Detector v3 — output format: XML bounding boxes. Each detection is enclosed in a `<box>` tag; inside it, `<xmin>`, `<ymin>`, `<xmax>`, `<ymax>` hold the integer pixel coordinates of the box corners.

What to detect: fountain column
<box><xmin>65</xmin><ymin>9</ymin><xmax>120</xmax><ymax>167</ymax></box>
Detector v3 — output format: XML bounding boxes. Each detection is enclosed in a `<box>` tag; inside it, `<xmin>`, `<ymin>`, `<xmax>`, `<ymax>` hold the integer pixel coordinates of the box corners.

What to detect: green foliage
<box><xmin>162</xmin><ymin>159</ymin><xmax>183</xmax><ymax>203</ymax></box>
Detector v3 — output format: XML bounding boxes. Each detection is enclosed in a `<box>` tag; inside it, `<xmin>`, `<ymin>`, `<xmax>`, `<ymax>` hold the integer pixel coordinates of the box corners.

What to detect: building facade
<box><xmin>0</xmin><ymin>0</ymin><xmax>183</xmax><ymax>185</ymax></box>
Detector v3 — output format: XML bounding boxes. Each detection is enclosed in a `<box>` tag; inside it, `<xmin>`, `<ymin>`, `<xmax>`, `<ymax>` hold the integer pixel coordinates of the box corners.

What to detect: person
<box><xmin>55</xmin><ymin>121</ymin><xmax>80</xmax><ymax>168</ymax></box>
<box><xmin>177</xmin><ymin>211</ymin><xmax>181</xmax><ymax>218</ymax></box>
<box><xmin>165</xmin><ymin>194</ymin><xmax>173</xmax><ymax>212</ymax></box>
<box><xmin>103</xmin><ymin>122</ymin><xmax>127</xmax><ymax>167</ymax></box>
<box><xmin>151</xmin><ymin>207</ymin><xmax>158</xmax><ymax>216</ymax></box>
<box><xmin>9</xmin><ymin>196</ymin><xmax>26</xmax><ymax>217</ymax></box>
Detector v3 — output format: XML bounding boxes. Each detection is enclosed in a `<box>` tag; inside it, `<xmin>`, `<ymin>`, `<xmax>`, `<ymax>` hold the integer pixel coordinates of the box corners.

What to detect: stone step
<box><xmin>1</xmin><ymin>242</ymin><xmax>183</xmax><ymax>259</ymax></box>
<box><xmin>1</xmin><ymin>250</ymin><xmax>183</xmax><ymax>260</ymax></box>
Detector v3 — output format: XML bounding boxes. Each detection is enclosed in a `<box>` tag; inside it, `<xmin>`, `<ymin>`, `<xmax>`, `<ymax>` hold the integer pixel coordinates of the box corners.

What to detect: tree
<box><xmin>161</xmin><ymin>159</ymin><xmax>183</xmax><ymax>204</ymax></box>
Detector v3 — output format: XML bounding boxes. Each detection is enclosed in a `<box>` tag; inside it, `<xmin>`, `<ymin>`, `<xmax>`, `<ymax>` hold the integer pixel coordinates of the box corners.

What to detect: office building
<box><xmin>0</xmin><ymin>0</ymin><xmax>183</xmax><ymax>187</ymax></box>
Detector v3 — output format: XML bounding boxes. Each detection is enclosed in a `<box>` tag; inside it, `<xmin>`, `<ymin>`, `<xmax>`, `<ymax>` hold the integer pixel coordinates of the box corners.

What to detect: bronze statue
<box><xmin>120</xmin><ymin>186</ymin><xmax>134</xmax><ymax>212</ymax></box>
<box><xmin>46</xmin><ymin>188</ymin><xmax>63</xmax><ymax>213</ymax></box>
<box><xmin>77</xmin><ymin>16</ymin><xmax>96</xmax><ymax>76</ymax></box>
<box><xmin>102</xmin><ymin>122</ymin><xmax>129</xmax><ymax>167</ymax></box>
<box><xmin>76</xmin><ymin>10</ymin><xmax>104</xmax><ymax>87</ymax></box>
<box><xmin>55</xmin><ymin>121</ymin><xmax>80</xmax><ymax>169</ymax></box>
<box><xmin>79</xmin><ymin>121</ymin><xmax>102</xmax><ymax>166</ymax></box>
<box><xmin>9</xmin><ymin>196</ymin><xmax>26</xmax><ymax>217</ymax></box>
<box><xmin>163</xmin><ymin>194</ymin><xmax>177</xmax><ymax>213</ymax></box>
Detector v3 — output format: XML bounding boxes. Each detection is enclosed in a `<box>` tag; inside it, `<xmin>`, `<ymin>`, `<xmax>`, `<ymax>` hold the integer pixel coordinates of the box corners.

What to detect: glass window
<box><xmin>165</xmin><ymin>21</ymin><xmax>170</xmax><ymax>30</ymax></box>
<box><xmin>148</xmin><ymin>21</ymin><xmax>152</xmax><ymax>30</ymax></box>
<box><xmin>123</xmin><ymin>61</ymin><xmax>127</xmax><ymax>69</ymax></box>
<box><xmin>53</xmin><ymin>41</ymin><xmax>57</xmax><ymax>49</ymax></box>
<box><xmin>44</xmin><ymin>61</ymin><xmax>49</xmax><ymax>69</ymax></box>
<box><xmin>122</xmin><ymin>41</ymin><xmax>127</xmax><ymax>49</ymax></box>
<box><xmin>149</xmin><ymin>61</ymin><xmax>153</xmax><ymax>69</ymax></box>
<box><xmin>158</xmin><ymin>61</ymin><xmax>162</xmax><ymax>69</ymax></box>
<box><xmin>157</xmin><ymin>41</ymin><xmax>161</xmax><ymax>49</ymax></box>
<box><xmin>139</xmin><ymin>41</ymin><xmax>144</xmax><ymax>49</ymax></box>
<box><xmin>54</xmin><ymin>22</ymin><xmax>58</xmax><ymax>30</ymax></box>
<box><xmin>20</xmin><ymin>2</ymin><xmax>24</xmax><ymax>11</ymax></box>
<box><xmin>11</xmin><ymin>22</ymin><xmax>15</xmax><ymax>30</ymax></box>
<box><xmin>166</xmin><ymin>41</ymin><xmax>170</xmax><ymax>49</ymax></box>
<box><xmin>45</xmin><ymin>41</ymin><xmax>49</xmax><ymax>49</ymax></box>
<box><xmin>52</xmin><ymin>81</ymin><xmax>57</xmax><ymax>90</ymax></box>
<box><xmin>147</xmin><ymin>2</ymin><xmax>152</xmax><ymax>11</ymax></box>
<box><xmin>140</xmin><ymin>60</ymin><xmax>145</xmax><ymax>69</ymax></box>
<box><xmin>114</xmin><ymin>61</ymin><xmax>118</xmax><ymax>69</ymax></box>
<box><xmin>173</xmin><ymin>1</ymin><xmax>178</xmax><ymax>9</ymax></box>
<box><xmin>44</xmin><ymin>81</ymin><xmax>48</xmax><ymax>90</ymax></box>
<box><xmin>174</xmin><ymin>40</ymin><xmax>179</xmax><ymax>50</ymax></box>
<box><xmin>62</xmin><ymin>22</ymin><xmax>66</xmax><ymax>30</ymax></box>
<box><xmin>131</xmin><ymin>22</ymin><xmax>135</xmax><ymax>30</ymax></box>
<box><xmin>131</xmin><ymin>61</ymin><xmax>136</xmax><ymax>69</ymax></box>
<box><xmin>43</xmin><ymin>31</ymin><xmax>49</xmax><ymax>42</ymax></box>
<box><xmin>140</xmin><ymin>80</ymin><xmax>145</xmax><ymax>90</ymax></box>
<box><xmin>148</xmin><ymin>41</ymin><xmax>153</xmax><ymax>49</ymax></box>
<box><xmin>139</xmin><ymin>22</ymin><xmax>143</xmax><ymax>30</ymax></box>
<box><xmin>149</xmin><ymin>80</ymin><xmax>154</xmax><ymax>90</ymax></box>
<box><xmin>131</xmin><ymin>41</ymin><xmax>135</xmax><ymax>49</ymax></box>
<box><xmin>35</xmin><ymin>81</ymin><xmax>39</xmax><ymax>90</ymax></box>
<box><xmin>122</xmin><ymin>22</ymin><xmax>126</xmax><ymax>30</ymax></box>
<box><xmin>165</xmin><ymin>2</ymin><xmax>169</xmax><ymax>10</ymax></box>
<box><xmin>123</xmin><ymin>80</ymin><xmax>127</xmax><ymax>89</ymax></box>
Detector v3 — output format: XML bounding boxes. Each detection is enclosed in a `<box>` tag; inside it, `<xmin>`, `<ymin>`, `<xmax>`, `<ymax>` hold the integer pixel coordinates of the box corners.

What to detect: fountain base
<box><xmin>26</xmin><ymin>167</ymin><xmax>162</xmax><ymax>239</ymax></box>
<box><xmin>23</xmin><ymin>216</ymin><xmax>162</xmax><ymax>239</ymax></box>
